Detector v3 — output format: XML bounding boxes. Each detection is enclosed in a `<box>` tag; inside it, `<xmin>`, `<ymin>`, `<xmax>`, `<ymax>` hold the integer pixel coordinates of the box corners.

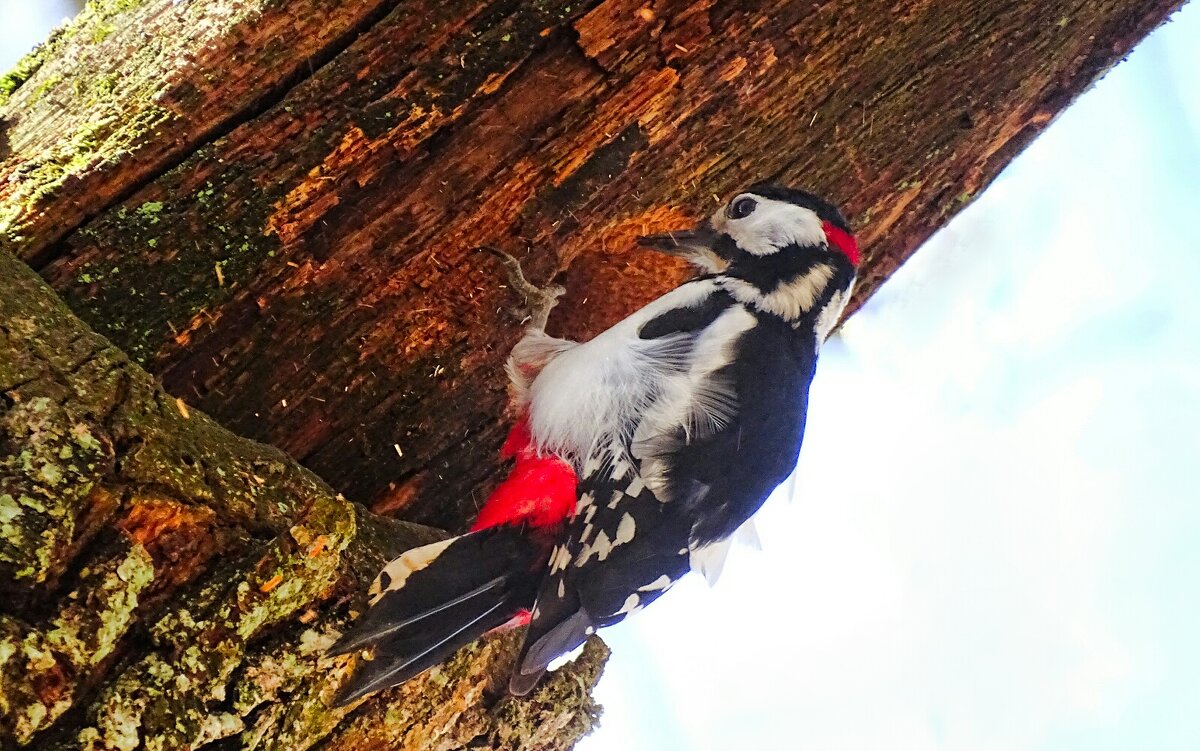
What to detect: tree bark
<box><xmin>3</xmin><ymin>0</ymin><xmax>1181</xmax><ymax>532</ymax></box>
<box><xmin>0</xmin><ymin>253</ymin><xmax>606</xmax><ymax>749</ymax></box>
<box><xmin>0</xmin><ymin>0</ymin><xmax>1183</xmax><ymax>749</ymax></box>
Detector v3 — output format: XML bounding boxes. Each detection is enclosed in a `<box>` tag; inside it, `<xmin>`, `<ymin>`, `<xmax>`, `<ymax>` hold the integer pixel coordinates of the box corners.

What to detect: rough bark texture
<box><xmin>3</xmin><ymin>0</ymin><xmax>1182</xmax><ymax>532</ymax></box>
<box><xmin>0</xmin><ymin>254</ymin><xmax>606</xmax><ymax>749</ymax></box>
<box><xmin>0</xmin><ymin>0</ymin><xmax>1184</xmax><ymax>748</ymax></box>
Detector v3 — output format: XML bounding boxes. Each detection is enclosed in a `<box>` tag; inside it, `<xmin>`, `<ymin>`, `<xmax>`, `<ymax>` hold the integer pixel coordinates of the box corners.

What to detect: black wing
<box><xmin>657</xmin><ymin>310</ymin><xmax>818</xmax><ymax>546</ymax></box>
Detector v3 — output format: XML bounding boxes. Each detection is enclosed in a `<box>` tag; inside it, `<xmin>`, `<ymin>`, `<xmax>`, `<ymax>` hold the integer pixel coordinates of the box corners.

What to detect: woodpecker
<box><xmin>328</xmin><ymin>184</ymin><xmax>859</xmax><ymax>703</ymax></box>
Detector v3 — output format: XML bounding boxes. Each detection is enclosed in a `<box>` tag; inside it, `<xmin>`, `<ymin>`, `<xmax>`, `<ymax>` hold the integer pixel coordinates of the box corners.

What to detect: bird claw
<box><xmin>476</xmin><ymin>246</ymin><xmax>565</xmax><ymax>331</ymax></box>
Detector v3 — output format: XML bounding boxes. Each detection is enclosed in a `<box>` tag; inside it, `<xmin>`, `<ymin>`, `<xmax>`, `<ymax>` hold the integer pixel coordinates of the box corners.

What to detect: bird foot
<box><xmin>477</xmin><ymin>246</ymin><xmax>566</xmax><ymax>331</ymax></box>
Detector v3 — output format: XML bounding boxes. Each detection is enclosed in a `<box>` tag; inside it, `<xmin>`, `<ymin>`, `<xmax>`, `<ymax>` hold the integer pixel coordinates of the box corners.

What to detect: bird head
<box><xmin>639</xmin><ymin>185</ymin><xmax>859</xmax><ymax>333</ymax></box>
<box><xmin>638</xmin><ymin>184</ymin><xmax>859</xmax><ymax>273</ymax></box>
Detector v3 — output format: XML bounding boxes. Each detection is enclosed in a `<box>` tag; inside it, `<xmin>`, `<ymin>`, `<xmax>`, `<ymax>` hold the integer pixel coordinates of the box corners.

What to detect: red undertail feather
<box><xmin>328</xmin><ymin>416</ymin><xmax>574</xmax><ymax>704</ymax></box>
<box><xmin>471</xmin><ymin>416</ymin><xmax>577</xmax><ymax>532</ymax></box>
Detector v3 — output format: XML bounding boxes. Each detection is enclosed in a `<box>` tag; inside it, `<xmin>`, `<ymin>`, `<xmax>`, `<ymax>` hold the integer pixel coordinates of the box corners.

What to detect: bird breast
<box><xmin>525</xmin><ymin>279</ymin><xmax>755</xmax><ymax>472</ymax></box>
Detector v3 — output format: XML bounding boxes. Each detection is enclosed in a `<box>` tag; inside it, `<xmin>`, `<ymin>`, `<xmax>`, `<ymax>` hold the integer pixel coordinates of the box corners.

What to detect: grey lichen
<box><xmin>1</xmin><ymin>198</ymin><xmax>606</xmax><ymax>750</ymax></box>
<box><xmin>44</xmin><ymin>542</ymin><xmax>156</xmax><ymax>668</ymax></box>
<box><xmin>0</xmin><ymin>390</ymin><xmax>112</xmax><ymax>585</ymax></box>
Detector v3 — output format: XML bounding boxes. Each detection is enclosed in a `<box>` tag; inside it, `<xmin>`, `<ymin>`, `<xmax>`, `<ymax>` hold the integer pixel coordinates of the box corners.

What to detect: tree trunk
<box><xmin>0</xmin><ymin>0</ymin><xmax>1182</xmax><ymax>749</ymax></box>
<box><xmin>0</xmin><ymin>253</ymin><xmax>606</xmax><ymax>749</ymax></box>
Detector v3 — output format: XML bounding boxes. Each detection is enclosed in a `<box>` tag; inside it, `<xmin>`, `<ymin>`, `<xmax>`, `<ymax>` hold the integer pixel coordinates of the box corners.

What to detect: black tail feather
<box><xmin>329</xmin><ymin>526</ymin><xmax>541</xmax><ymax>705</ymax></box>
<box><xmin>327</xmin><ymin>574</ymin><xmax>508</xmax><ymax>657</ymax></box>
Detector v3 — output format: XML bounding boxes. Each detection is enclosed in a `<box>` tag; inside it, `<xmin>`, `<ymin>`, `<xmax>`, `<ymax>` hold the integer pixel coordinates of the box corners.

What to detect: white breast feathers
<box><xmin>525</xmin><ymin>279</ymin><xmax>752</xmax><ymax>469</ymax></box>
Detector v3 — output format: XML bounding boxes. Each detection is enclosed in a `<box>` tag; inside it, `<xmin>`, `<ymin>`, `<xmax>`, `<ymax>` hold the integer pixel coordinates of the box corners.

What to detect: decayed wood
<box><xmin>0</xmin><ymin>0</ymin><xmax>1183</xmax><ymax>748</ymax></box>
<box><xmin>9</xmin><ymin>0</ymin><xmax>1180</xmax><ymax>532</ymax></box>
<box><xmin>0</xmin><ymin>0</ymin><xmax>408</xmax><ymax>266</ymax></box>
<box><xmin>0</xmin><ymin>252</ymin><xmax>605</xmax><ymax>749</ymax></box>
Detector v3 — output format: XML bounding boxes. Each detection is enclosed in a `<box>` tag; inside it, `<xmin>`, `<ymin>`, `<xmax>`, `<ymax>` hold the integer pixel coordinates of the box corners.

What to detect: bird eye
<box><xmin>728</xmin><ymin>196</ymin><xmax>757</xmax><ymax>219</ymax></box>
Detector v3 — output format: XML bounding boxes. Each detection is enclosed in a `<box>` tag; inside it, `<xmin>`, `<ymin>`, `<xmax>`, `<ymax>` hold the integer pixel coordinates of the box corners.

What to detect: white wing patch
<box><xmin>576</xmin><ymin>529</ymin><xmax>612</xmax><ymax>565</ymax></box>
<box><xmin>368</xmin><ymin>537</ymin><xmax>456</xmax><ymax>605</ymax></box>
<box><xmin>688</xmin><ymin>517</ymin><xmax>764</xmax><ymax>587</ymax></box>
<box><xmin>734</xmin><ymin>518</ymin><xmax>763</xmax><ymax>551</ymax></box>
<box><xmin>615</xmin><ymin>593</ymin><xmax>643</xmax><ymax>616</ymax></box>
<box><xmin>549</xmin><ymin>544</ymin><xmax>572</xmax><ymax>574</ymax></box>
<box><xmin>632</xmin><ymin>305</ymin><xmax>756</xmax><ymax>499</ymax></box>
<box><xmin>637</xmin><ymin>574</ymin><xmax>674</xmax><ymax>592</ymax></box>
<box><xmin>575</xmin><ymin>510</ymin><xmax>638</xmax><ymax>566</ymax></box>
<box><xmin>689</xmin><ymin>538</ymin><xmax>733</xmax><ymax>587</ymax></box>
<box><xmin>614</xmin><ymin>513</ymin><xmax>636</xmax><ymax>546</ymax></box>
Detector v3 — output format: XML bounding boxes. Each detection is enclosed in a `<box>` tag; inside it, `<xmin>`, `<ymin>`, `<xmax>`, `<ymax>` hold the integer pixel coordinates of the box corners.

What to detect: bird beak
<box><xmin>636</xmin><ymin>222</ymin><xmax>727</xmax><ymax>272</ymax></box>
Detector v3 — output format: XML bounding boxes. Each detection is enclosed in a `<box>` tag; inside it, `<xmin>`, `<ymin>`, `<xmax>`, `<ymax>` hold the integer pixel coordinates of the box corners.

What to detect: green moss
<box><xmin>69</xmin><ymin>496</ymin><xmax>356</xmax><ymax>748</ymax></box>
<box><xmin>488</xmin><ymin>637</ymin><xmax>608</xmax><ymax>749</ymax></box>
<box><xmin>0</xmin><ymin>387</ymin><xmax>110</xmax><ymax>585</ymax></box>
<box><xmin>91</xmin><ymin>22</ymin><xmax>115</xmax><ymax>43</ymax></box>
<box><xmin>67</xmin><ymin>0</ymin><xmax>153</xmax><ymax>40</ymax></box>
<box><xmin>0</xmin><ymin>99</ymin><xmax>173</xmax><ymax>251</ymax></box>
<box><xmin>0</xmin><ymin>42</ymin><xmax>51</xmax><ymax>107</ymax></box>
<box><xmin>45</xmin><ymin>544</ymin><xmax>156</xmax><ymax>669</ymax></box>
<box><xmin>0</xmin><ymin>494</ymin><xmax>21</xmax><ymax>524</ymax></box>
<box><xmin>29</xmin><ymin>73</ymin><xmax>63</xmax><ymax>103</ymax></box>
<box><xmin>78</xmin><ymin>71</ymin><xmax>120</xmax><ymax>101</ymax></box>
<box><xmin>62</xmin><ymin>173</ymin><xmax>283</xmax><ymax>365</ymax></box>
<box><xmin>0</xmin><ymin>618</ymin><xmax>76</xmax><ymax>744</ymax></box>
<box><xmin>0</xmin><ymin>544</ymin><xmax>158</xmax><ymax>740</ymax></box>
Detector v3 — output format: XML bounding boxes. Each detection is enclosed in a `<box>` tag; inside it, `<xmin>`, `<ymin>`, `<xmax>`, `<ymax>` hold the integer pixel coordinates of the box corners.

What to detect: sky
<box><xmin>4</xmin><ymin>3</ymin><xmax>1198</xmax><ymax>751</ymax></box>
<box><xmin>579</xmin><ymin>6</ymin><xmax>1200</xmax><ymax>751</ymax></box>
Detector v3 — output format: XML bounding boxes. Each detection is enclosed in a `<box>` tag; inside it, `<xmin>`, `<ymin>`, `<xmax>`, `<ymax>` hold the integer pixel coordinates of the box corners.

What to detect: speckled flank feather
<box><xmin>514</xmin><ymin>440</ymin><xmax>691</xmax><ymax>693</ymax></box>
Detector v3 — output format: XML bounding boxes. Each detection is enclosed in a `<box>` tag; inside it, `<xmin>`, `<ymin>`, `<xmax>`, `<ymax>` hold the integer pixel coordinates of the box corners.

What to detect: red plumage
<box><xmin>469</xmin><ymin>416</ymin><xmax>578</xmax><ymax>629</ymax></box>
<box><xmin>822</xmin><ymin>221</ymin><xmax>860</xmax><ymax>266</ymax></box>
<box><xmin>471</xmin><ymin>416</ymin><xmax>578</xmax><ymax>532</ymax></box>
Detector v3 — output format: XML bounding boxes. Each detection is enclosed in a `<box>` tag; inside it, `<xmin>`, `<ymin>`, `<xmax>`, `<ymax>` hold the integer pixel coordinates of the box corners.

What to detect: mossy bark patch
<box><xmin>1</xmin><ymin>253</ymin><xmax>607</xmax><ymax>748</ymax></box>
<box><xmin>1</xmin><ymin>0</ymin><xmax>1187</xmax><ymax>747</ymax></box>
<box><xmin>0</xmin><ymin>0</ymin><xmax>409</xmax><ymax>262</ymax></box>
<box><xmin>33</xmin><ymin>0</ymin><xmax>1183</xmax><ymax>536</ymax></box>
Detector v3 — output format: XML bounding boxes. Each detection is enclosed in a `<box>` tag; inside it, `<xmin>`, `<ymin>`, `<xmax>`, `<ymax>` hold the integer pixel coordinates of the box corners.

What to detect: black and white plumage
<box><xmin>508</xmin><ymin>185</ymin><xmax>858</xmax><ymax>692</ymax></box>
<box><xmin>330</xmin><ymin>184</ymin><xmax>859</xmax><ymax>701</ymax></box>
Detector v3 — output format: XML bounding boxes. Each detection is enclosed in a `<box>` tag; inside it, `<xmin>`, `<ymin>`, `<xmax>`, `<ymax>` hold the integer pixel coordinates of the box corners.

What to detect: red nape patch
<box><xmin>822</xmin><ymin>221</ymin><xmax>860</xmax><ymax>266</ymax></box>
<box><xmin>472</xmin><ymin>420</ymin><xmax>577</xmax><ymax>531</ymax></box>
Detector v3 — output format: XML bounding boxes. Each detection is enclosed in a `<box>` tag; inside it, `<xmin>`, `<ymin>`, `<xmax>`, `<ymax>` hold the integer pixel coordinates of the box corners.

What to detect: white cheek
<box><xmin>783</xmin><ymin>209</ymin><xmax>828</xmax><ymax>248</ymax></box>
<box><xmin>721</xmin><ymin>198</ymin><xmax>826</xmax><ymax>255</ymax></box>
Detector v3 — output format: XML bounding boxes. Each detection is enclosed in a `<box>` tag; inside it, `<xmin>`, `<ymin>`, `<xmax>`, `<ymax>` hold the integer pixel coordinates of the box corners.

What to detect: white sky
<box><xmin>3</xmin><ymin>4</ymin><xmax>1197</xmax><ymax>750</ymax></box>
<box><xmin>0</xmin><ymin>0</ymin><xmax>81</xmax><ymax>66</ymax></box>
<box><xmin>580</xmin><ymin>6</ymin><xmax>1200</xmax><ymax>751</ymax></box>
